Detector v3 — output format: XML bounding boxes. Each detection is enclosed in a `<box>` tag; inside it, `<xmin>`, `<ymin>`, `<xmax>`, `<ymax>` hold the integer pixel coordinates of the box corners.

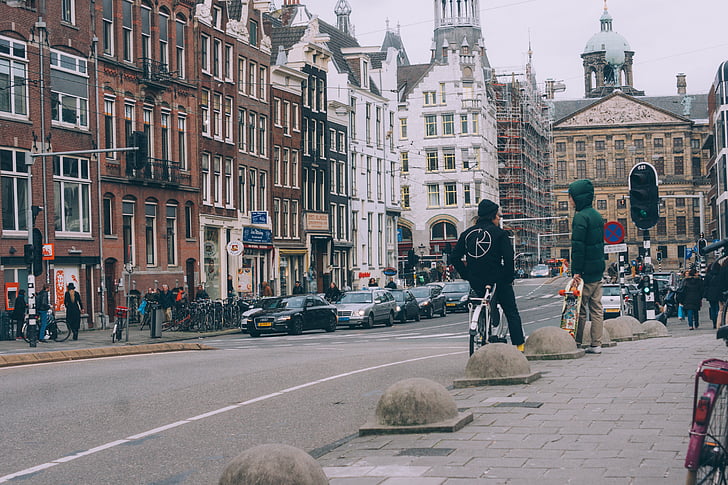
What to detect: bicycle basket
<box><xmin>115</xmin><ymin>306</ymin><xmax>129</xmax><ymax>318</ymax></box>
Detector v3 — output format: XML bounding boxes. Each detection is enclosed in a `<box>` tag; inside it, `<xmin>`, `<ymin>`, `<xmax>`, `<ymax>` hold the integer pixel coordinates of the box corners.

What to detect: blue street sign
<box><xmin>251</xmin><ymin>211</ymin><xmax>268</xmax><ymax>225</ymax></box>
<box><xmin>685</xmin><ymin>248</ymin><xmax>693</xmax><ymax>259</ymax></box>
<box><xmin>243</xmin><ymin>227</ymin><xmax>272</xmax><ymax>244</ymax></box>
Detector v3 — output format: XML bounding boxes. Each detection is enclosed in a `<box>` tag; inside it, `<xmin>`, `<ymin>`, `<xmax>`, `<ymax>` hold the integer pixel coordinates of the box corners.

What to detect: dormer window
<box><xmin>361</xmin><ymin>59</ymin><xmax>369</xmax><ymax>88</ymax></box>
<box><xmin>462</xmin><ymin>46</ymin><xmax>469</xmax><ymax>55</ymax></box>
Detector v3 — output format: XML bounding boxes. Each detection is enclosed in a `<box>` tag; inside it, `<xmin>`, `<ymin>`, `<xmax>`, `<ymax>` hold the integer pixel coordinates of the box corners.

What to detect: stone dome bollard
<box><xmin>524</xmin><ymin>326</ymin><xmax>585</xmax><ymax>360</ymax></box>
<box><xmin>359</xmin><ymin>378</ymin><xmax>472</xmax><ymax>435</ymax></box>
<box><xmin>579</xmin><ymin>321</ymin><xmax>615</xmax><ymax>347</ymax></box>
<box><xmin>454</xmin><ymin>343</ymin><xmax>540</xmax><ymax>387</ymax></box>
<box><xmin>219</xmin><ymin>444</ymin><xmax>328</xmax><ymax>485</ymax></box>
<box><xmin>621</xmin><ymin>315</ymin><xmax>646</xmax><ymax>339</ymax></box>
<box><xmin>643</xmin><ymin>319</ymin><xmax>670</xmax><ymax>338</ymax></box>
<box><xmin>605</xmin><ymin>316</ymin><xmax>639</xmax><ymax>341</ymax></box>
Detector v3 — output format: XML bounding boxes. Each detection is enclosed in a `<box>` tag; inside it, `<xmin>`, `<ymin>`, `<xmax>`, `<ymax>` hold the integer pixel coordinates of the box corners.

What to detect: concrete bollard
<box><xmin>643</xmin><ymin>319</ymin><xmax>670</xmax><ymax>338</ymax></box>
<box><xmin>605</xmin><ymin>316</ymin><xmax>639</xmax><ymax>341</ymax></box>
<box><xmin>219</xmin><ymin>444</ymin><xmax>328</xmax><ymax>485</ymax></box>
<box><xmin>524</xmin><ymin>326</ymin><xmax>585</xmax><ymax>360</ymax></box>
<box><xmin>454</xmin><ymin>343</ymin><xmax>540</xmax><ymax>387</ymax></box>
<box><xmin>359</xmin><ymin>377</ymin><xmax>473</xmax><ymax>435</ymax></box>
<box><xmin>579</xmin><ymin>320</ymin><xmax>616</xmax><ymax>347</ymax></box>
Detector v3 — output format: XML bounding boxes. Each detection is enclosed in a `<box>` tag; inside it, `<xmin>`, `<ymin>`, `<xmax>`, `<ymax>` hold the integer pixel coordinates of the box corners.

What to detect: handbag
<box><xmin>138</xmin><ymin>299</ymin><xmax>147</xmax><ymax>315</ymax></box>
<box><xmin>678</xmin><ymin>304</ymin><xmax>684</xmax><ymax>319</ymax></box>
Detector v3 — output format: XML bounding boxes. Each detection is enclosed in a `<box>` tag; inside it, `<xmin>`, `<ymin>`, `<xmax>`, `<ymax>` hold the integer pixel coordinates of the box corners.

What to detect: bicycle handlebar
<box><xmin>700</xmin><ymin>238</ymin><xmax>728</xmax><ymax>256</ymax></box>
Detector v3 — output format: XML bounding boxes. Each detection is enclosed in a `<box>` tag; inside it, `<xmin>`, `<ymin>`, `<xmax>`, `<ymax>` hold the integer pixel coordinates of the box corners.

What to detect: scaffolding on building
<box><xmin>493</xmin><ymin>71</ymin><xmax>554</xmax><ymax>265</ymax></box>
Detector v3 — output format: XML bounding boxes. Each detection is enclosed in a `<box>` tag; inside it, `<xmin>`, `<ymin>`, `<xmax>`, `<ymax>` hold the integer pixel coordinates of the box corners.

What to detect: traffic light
<box><xmin>629</xmin><ymin>162</ymin><xmax>659</xmax><ymax>230</ymax></box>
<box><xmin>407</xmin><ymin>248</ymin><xmax>419</xmax><ymax>269</ymax></box>
<box><xmin>698</xmin><ymin>234</ymin><xmax>707</xmax><ymax>254</ymax></box>
<box><xmin>32</xmin><ymin>228</ymin><xmax>43</xmax><ymax>276</ymax></box>
<box><xmin>126</xmin><ymin>131</ymin><xmax>148</xmax><ymax>170</ymax></box>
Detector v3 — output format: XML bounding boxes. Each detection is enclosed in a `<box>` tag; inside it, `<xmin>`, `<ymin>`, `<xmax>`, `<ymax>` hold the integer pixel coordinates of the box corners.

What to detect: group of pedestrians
<box><xmin>677</xmin><ymin>261</ymin><xmax>728</xmax><ymax>330</ymax></box>
<box><xmin>11</xmin><ymin>282</ymin><xmax>82</xmax><ymax>341</ymax></box>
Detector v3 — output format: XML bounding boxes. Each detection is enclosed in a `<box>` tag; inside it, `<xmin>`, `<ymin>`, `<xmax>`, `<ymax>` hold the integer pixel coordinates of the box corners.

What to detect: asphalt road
<box><xmin>1</xmin><ymin>277</ymin><xmax>565</xmax><ymax>484</ymax></box>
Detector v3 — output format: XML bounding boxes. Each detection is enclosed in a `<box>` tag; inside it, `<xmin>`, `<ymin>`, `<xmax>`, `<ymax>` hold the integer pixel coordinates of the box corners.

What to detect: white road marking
<box><xmin>0</xmin><ymin>350</ymin><xmax>463</xmax><ymax>483</ymax></box>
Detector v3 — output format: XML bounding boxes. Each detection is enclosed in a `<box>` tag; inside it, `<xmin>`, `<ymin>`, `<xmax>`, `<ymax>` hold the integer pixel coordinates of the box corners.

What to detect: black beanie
<box><xmin>478</xmin><ymin>199</ymin><xmax>499</xmax><ymax>219</ymax></box>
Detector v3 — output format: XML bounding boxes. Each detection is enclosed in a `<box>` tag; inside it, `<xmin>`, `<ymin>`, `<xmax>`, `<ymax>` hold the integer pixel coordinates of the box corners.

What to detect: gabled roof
<box><xmin>397</xmin><ymin>63</ymin><xmax>432</xmax><ymax>101</ymax></box>
<box><xmin>381</xmin><ymin>30</ymin><xmax>410</xmax><ymax>66</ymax></box>
<box><xmin>553</xmin><ymin>91</ymin><xmax>709</xmax><ymax>125</ymax></box>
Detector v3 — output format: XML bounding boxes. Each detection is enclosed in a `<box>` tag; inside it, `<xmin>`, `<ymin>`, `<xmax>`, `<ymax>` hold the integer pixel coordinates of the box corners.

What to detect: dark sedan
<box><xmin>409</xmin><ymin>285</ymin><xmax>447</xmax><ymax>318</ymax></box>
<box><xmin>388</xmin><ymin>289</ymin><xmax>421</xmax><ymax>323</ymax></box>
<box><xmin>246</xmin><ymin>295</ymin><xmax>337</xmax><ymax>337</ymax></box>
<box><xmin>441</xmin><ymin>281</ymin><xmax>472</xmax><ymax>312</ymax></box>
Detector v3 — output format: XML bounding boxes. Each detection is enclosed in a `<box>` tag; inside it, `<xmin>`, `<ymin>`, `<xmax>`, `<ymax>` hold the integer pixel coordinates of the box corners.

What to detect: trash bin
<box><xmin>150</xmin><ymin>303</ymin><xmax>163</xmax><ymax>338</ymax></box>
<box><xmin>0</xmin><ymin>312</ymin><xmax>12</xmax><ymax>341</ymax></box>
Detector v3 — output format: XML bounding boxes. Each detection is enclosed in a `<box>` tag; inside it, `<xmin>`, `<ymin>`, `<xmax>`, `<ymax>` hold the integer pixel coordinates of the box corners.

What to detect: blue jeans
<box><xmin>687</xmin><ymin>309</ymin><xmax>698</xmax><ymax>328</ymax></box>
<box><xmin>39</xmin><ymin>310</ymin><xmax>49</xmax><ymax>339</ymax></box>
<box><xmin>710</xmin><ymin>301</ymin><xmax>720</xmax><ymax>327</ymax></box>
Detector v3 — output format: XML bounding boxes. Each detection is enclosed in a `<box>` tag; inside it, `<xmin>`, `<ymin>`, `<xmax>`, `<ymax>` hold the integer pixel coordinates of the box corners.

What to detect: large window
<box><xmin>444</xmin><ymin>183</ymin><xmax>457</xmax><ymax>206</ymax></box>
<box><xmin>0</xmin><ymin>37</ymin><xmax>28</xmax><ymax>117</ymax></box>
<box><xmin>426</xmin><ymin>151</ymin><xmax>438</xmax><ymax>172</ymax></box>
<box><xmin>1</xmin><ymin>149</ymin><xmax>28</xmax><ymax>232</ymax></box>
<box><xmin>104</xmin><ymin>98</ymin><xmax>116</xmax><ymax>154</ymax></box>
<box><xmin>145</xmin><ymin>202</ymin><xmax>157</xmax><ymax>266</ymax></box>
<box><xmin>442</xmin><ymin>114</ymin><xmax>454</xmax><ymax>136</ymax></box>
<box><xmin>122</xmin><ymin>200</ymin><xmax>135</xmax><ymax>264</ymax></box>
<box><xmin>61</xmin><ymin>0</ymin><xmax>75</xmax><ymax>23</ymax></box>
<box><xmin>177</xmin><ymin>113</ymin><xmax>187</xmax><ymax>170</ymax></box>
<box><xmin>50</xmin><ymin>50</ymin><xmax>88</xmax><ymax>128</ymax></box>
<box><xmin>425</xmin><ymin>115</ymin><xmax>437</xmax><ymax>137</ymax></box>
<box><xmin>166</xmin><ymin>204</ymin><xmax>177</xmax><ymax>266</ymax></box>
<box><xmin>54</xmin><ymin>156</ymin><xmax>91</xmax><ymax>234</ymax></box>
<box><xmin>431</xmin><ymin>220</ymin><xmax>457</xmax><ymax>240</ymax></box>
<box><xmin>158</xmin><ymin>10</ymin><xmax>170</xmax><ymax>67</ymax></box>
<box><xmin>122</xmin><ymin>0</ymin><xmax>133</xmax><ymax>61</ymax></box>
<box><xmin>103</xmin><ymin>195</ymin><xmax>114</xmax><ymax>236</ymax></box>
<box><xmin>141</xmin><ymin>4</ymin><xmax>151</xmax><ymax>60</ymax></box>
<box><xmin>427</xmin><ymin>184</ymin><xmax>440</xmax><ymax>207</ymax></box>
<box><xmin>102</xmin><ymin>0</ymin><xmax>114</xmax><ymax>56</ymax></box>
<box><xmin>175</xmin><ymin>16</ymin><xmax>186</xmax><ymax>78</ymax></box>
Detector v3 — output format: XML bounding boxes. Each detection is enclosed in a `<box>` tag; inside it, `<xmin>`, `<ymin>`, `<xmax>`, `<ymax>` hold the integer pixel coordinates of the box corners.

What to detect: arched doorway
<box><xmin>186</xmin><ymin>258</ymin><xmax>196</xmax><ymax>299</ymax></box>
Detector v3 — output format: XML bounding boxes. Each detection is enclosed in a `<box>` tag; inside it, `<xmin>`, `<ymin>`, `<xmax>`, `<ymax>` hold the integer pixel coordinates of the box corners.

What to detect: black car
<box><xmin>388</xmin><ymin>289</ymin><xmax>421</xmax><ymax>323</ymax></box>
<box><xmin>440</xmin><ymin>281</ymin><xmax>472</xmax><ymax>312</ymax></box>
<box><xmin>409</xmin><ymin>285</ymin><xmax>447</xmax><ymax>318</ymax></box>
<box><xmin>246</xmin><ymin>295</ymin><xmax>337</xmax><ymax>337</ymax></box>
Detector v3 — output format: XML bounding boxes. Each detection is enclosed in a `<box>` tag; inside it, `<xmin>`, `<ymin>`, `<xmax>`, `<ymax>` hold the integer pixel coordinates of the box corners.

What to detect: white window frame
<box><xmin>54</xmin><ymin>156</ymin><xmax>92</xmax><ymax>235</ymax></box>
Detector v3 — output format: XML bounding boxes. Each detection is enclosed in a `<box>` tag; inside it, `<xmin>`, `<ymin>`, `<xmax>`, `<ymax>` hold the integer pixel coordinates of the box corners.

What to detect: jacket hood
<box><xmin>568</xmin><ymin>179</ymin><xmax>594</xmax><ymax>211</ymax></box>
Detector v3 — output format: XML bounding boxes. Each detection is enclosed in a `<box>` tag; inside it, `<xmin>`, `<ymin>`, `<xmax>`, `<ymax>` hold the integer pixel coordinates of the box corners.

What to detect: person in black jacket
<box><xmin>451</xmin><ymin>199</ymin><xmax>525</xmax><ymax>350</ymax></box>
<box><xmin>704</xmin><ymin>261</ymin><xmax>723</xmax><ymax>329</ymax></box>
<box><xmin>292</xmin><ymin>281</ymin><xmax>305</xmax><ymax>294</ymax></box>
<box><xmin>36</xmin><ymin>284</ymin><xmax>51</xmax><ymax>341</ymax></box>
<box><xmin>12</xmin><ymin>289</ymin><xmax>27</xmax><ymax>339</ymax></box>
<box><xmin>324</xmin><ymin>282</ymin><xmax>341</xmax><ymax>302</ymax></box>
<box><xmin>158</xmin><ymin>284</ymin><xmax>174</xmax><ymax>323</ymax></box>
<box><xmin>678</xmin><ymin>269</ymin><xmax>704</xmax><ymax>330</ymax></box>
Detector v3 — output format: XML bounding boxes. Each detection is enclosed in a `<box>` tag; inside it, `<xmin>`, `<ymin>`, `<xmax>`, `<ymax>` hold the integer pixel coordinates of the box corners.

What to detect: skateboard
<box><xmin>559</xmin><ymin>278</ymin><xmax>583</xmax><ymax>338</ymax></box>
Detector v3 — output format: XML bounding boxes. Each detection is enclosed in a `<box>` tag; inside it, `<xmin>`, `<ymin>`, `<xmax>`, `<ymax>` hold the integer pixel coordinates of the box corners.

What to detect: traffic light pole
<box><xmin>643</xmin><ymin>230</ymin><xmax>656</xmax><ymax>321</ymax></box>
<box><xmin>25</xmin><ymin>154</ymin><xmax>37</xmax><ymax>347</ymax></box>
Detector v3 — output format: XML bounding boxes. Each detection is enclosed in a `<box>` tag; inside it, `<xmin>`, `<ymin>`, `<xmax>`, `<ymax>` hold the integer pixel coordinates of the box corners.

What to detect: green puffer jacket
<box><xmin>569</xmin><ymin>179</ymin><xmax>605</xmax><ymax>284</ymax></box>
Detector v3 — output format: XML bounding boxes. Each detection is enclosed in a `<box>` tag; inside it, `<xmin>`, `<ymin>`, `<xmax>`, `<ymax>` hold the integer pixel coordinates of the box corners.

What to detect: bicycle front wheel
<box><xmin>687</xmin><ymin>383</ymin><xmax>728</xmax><ymax>485</ymax></box>
<box><xmin>53</xmin><ymin>319</ymin><xmax>71</xmax><ymax>342</ymax></box>
<box><xmin>469</xmin><ymin>305</ymin><xmax>487</xmax><ymax>356</ymax></box>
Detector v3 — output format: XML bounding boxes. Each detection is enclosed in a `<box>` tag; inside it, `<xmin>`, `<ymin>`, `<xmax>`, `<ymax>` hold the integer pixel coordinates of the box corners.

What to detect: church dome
<box><xmin>583</xmin><ymin>9</ymin><xmax>630</xmax><ymax>66</ymax></box>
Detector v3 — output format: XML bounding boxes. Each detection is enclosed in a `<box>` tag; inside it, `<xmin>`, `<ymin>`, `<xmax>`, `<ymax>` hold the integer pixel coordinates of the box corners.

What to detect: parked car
<box><xmin>530</xmin><ymin>264</ymin><xmax>550</xmax><ymax>278</ymax></box>
<box><xmin>388</xmin><ymin>289</ymin><xmax>421</xmax><ymax>323</ymax></box>
<box><xmin>335</xmin><ymin>289</ymin><xmax>396</xmax><ymax>328</ymax></box>
<box><xmin>601</xmin><ymin>284</ymin><xmax>622</xmax><ymax>319</ymax></box>
<box><xmin>246</xmin><ymin>295</ymin><xmax>337</xmax><ymax>337</ymax></box>
<box><xmin>409</xmin><ymin>285</ymin><xmax>447</xmax><ymax>318</ymax></box>
<box><xmin>440</xmin><ymin>281</ymin><xmax>472</xmax><ymax>312</ymax></box>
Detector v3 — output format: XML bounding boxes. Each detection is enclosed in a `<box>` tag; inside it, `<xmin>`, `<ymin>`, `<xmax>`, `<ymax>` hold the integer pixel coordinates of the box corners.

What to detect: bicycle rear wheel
<box><xmin>469</xmin><ymin>304</ymin><xmax>487</xmax><ymax>356</ymax></box>
<box><xmin>687</xmin><ymin>383</ymin><xmax>728</xmax><ymax>485</ymax></box>
<box><xmin>53</xmin><ymin>319</ymin><xmax>71</xmax><ymax>342</ymax></box>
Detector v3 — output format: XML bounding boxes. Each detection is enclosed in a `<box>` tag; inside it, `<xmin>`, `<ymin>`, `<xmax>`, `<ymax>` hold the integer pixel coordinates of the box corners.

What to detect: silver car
<box><xmin>335</xmin><ymin>289</ymin><xmax>396</xmax><ymax>328</ymax></box>
<box><xmin>602</xmin><ymin>284</ymin><xmax>622</xmax><ymax>318</ymax></box>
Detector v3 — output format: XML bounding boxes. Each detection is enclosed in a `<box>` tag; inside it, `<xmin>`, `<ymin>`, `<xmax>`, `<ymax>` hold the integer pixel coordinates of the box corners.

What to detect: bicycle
<box><xmin>23</xmin><ymin>312</ymin><xmax>70</xmax><ymax>343</ymax></box>
<box><xmin>112</xmin><ymin>306</ymin><xmax>128</xmax><ymax>343</ymax></box>
<box><xmin>468</xmin><ymin>284</ymin><xmax>507</xmax><ymax>356</ymax></box>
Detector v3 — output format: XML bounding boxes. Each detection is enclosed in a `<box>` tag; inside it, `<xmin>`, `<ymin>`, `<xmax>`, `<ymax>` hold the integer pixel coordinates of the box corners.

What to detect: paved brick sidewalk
<box><xmin>318</xmin><ymin>321</ymin><xmax>722</xmax><ymax>484</ymax></box>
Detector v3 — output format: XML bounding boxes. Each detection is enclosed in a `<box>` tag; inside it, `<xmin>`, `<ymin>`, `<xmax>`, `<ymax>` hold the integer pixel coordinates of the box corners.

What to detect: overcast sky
<box><xmin>295</xmin><ymin>0</ymin><xmax>728</xmax><ymax>99</ymax></box>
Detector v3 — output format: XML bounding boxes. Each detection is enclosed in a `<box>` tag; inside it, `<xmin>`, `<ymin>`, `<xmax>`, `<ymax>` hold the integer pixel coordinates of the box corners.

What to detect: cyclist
<box><xmin>451</xmin><ymin>199</ymin><xmax>525</xmax><ymax>351</ymax></box>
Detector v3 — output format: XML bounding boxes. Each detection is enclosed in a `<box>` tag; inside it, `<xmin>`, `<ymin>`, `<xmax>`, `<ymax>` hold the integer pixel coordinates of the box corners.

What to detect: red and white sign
<box><xmin>42</xmin><ymin>243</ymin><xmax>55</xmax><ymax>260</ymax></box>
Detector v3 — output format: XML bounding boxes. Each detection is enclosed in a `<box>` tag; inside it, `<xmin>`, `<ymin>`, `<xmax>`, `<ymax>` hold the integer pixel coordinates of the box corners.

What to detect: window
<box><xmin>50</xmin><ymin>50</ymin><xmax>88</xmax><ymax>128</ymax></box>
<box><xmin>141</xmin><ymin>4</ymin><xmax>151</xmax><ymax>60</ymax></box>
<box><xmin>213</xmin><ymin>156</ymin><xmax>222</xmax><ymax>204</ymax></box>
<box><xmin>464</xmin><ymin>184</ymin><xmax>471</xmax><ymax>205</ymax></box>
<box><xmin>237</xmin><ymin>108</ymin><xmax>246</xmax><ymax>151</ymax></box>
<box><xmin>442</xmin><ymin>113</ymin><xmax>454</xmax><ymax>135</ymax></box>
<box><xmin>444</xmin><ymin>151</ymin><xmax>456</xmax><ymax>170</ymax></box>
<box><xmin>104</xmin><ymin>98</ymin><xmax>116</xmax><ymax>154</ymax></box>
<box><xmin>425</xmin><ymin>115</ymin><xmax>437</xmax><ymax>137</ymax></box>
<box><xmin>673</xmin><ymin>137</ymin><xmax>684</xmax><ymax>151</ymax></box>
<box><xmin>224</xmin><ymin>96</ymin><xmax>233</xmax><ymax>142</ymax></box>
<box><xmin>158</xmin><ymin>10</ymin><xmax>169</xmax><ymax>67</ymax></box>
<box><xmin>184</xmin><ymin>203</ymin><xmax>193</xmax><ymax>239</ymax></box>
<box><xmin>259</xmin><ymin>66</ymin><xmax>267</xmax><ymax>101</ymax></box>
<box><xmin>674</xmin><ymin>156</ymin><xmax>684</xmax><ymax>175</ymax></box>
<box><xmin>401</xmin><ymin>151</ymin><xmax>409</xmax><ymax>173</ymax></box>
<box><xmin>576</xmin><ymin>160</ymin><xmax>587</xmax><ymax>179</ymax></box>
<box><xmin>402</xmin><ymin>186</ymin><xmax>410</xmax><ymax>209</ymax></box>
<box><xmin>423</xmin><ymin>91</ymin><xmax>436</xmax><ymax>105</ymax></box>
<box><xmin>53</xmin><ymin>156</ymin><xmax>91</xmax><ymax>234</ymax></box>
<box><xmin>376</xmin><ymin>159</ymin><xmax>383</xmax><ymax>201</ymax></box>
<box><xmin>175</xmin><ymin>17</ymin><xmax>186</xmax><ymax>78</ymax></box>
<box><xmin>249</xmin><ymin>19</ymin><xmax>259</xmax><ymax>47</ymax></box>
<box><xmin>291</xmin><ymin>150</ymin><xmax>299</xmax><ymax>188</ymax></box>
<box><xmin>427</xmin><ymin>184</ymin><xmax>440</xmax><ymax>207</ymax></box>
<box><xmin>471</xmin><ymin>115</ymin><xmax>478</xmax><ymax>135</ymax></box>
<box><xmin>248</xmin><ymin>111</ymin><xmax>256</xmax><ymax>153</ymax></box>
<box><xmin>212</xmin><ymin>38</ymin><xmax>222</xmax><ymax>78</ymax></box>
<box><xmin>102</xmin><ymin>0</ymin><xmax>115</xmax><ymax>56</ymax></box>
<box><xmin>431</xmin><ymin>221</ymin><xmax>457</xmax><ymax>240</ymax></box>
<box><xmin>122</xmin><ymin>200</ymin><xmax>135</xmax><ymax>263</ymax></box>
<box><xmin>575</xmin><ymin>140</ymin><xmax>585</xmax><ymax>152</ymax></box>
<box><xmin>365</xmin><ymin>103</ymin><xmax>371</xmax><ymax>143</ymax></box>
<box><xmin>461</xmin><ymin>114</ymin><xmax>469</xmax><ymax>134</ymax></box>
<box><xmin>615</xmin><ymin>139</ymin><xmax>625</xmax><ymax>150</ymax></box>
<box><xmin>283</xmin><ymin>100</ymin><xmax>290</xmax><ymax>135</ymax></box>
<box><xmin>145</xmin><ymin>202</ymin><xmax>157</xmax><ymax>265</ymax></box>
<box><xmin>160</xmin><ymin>111</ymin><xmax>170</xmax><ymax>161</ymax></box>
<box><xmin>166</xmin><ymin>204</ymin><xmax>177</xmax><ymax>266</ymax></box>
<box><xmin>634</xmin><ymin>139</ymin><xmax>644</xmax><ymax>150</ymax></box>
<box><xmin>248</xmin><ymin>61</ymin><xmax>257</xmax><ymax>96</ymax></box>
<box><xmin>259</xmin><ymin>115</ymin><xmax>267</xmax><ymax>156</ymax></box>
<box><xmin>238</xmin><ymin>167</ymin><xmax>246</xmax><ymax>214</ymax></box>
<box><xmin>557</xmin><ymin>160</ymin><xmax>566</xmax><ymax>180</ymax></box>
<box><xmin>200</xmin><ymin>89</ymin><xmax>210</xmax><ymax>136</ymax></box>
<box><xmin>597</xmin><ymin>199</ymin><xmax>607</xmax><ymax>211</ymax></box>
<box><xmin>654</xmin><ymin>137</ymin><xmax>663</xmax><ymax>148</ymax></box>
<box><xmin>225</xmin><ymin>158</ymin><xmax>233</xmax><ymax>207</ymax></box>
<box><xmin>444</xmin><ymin>183</ymin><xmax>457</xmax><ymax>206</ymax></box>
<box><xmin>676</xmin><ymin>216</ymin><xmax>686</xmax><ymax>235</ymax></box>
<box><xmin>426</xmin><ymin>151</ymin><xmax>438</xmax><ymax>172</ymax></box>
<box><xmin>558</xmin><ymin>201</ymin><xmax>569</xmax><ymax>211</ymax></box>
<box><xmin>212</xmin><ymin>93</ymin><xmax>222</xmax><ymax>138</ymax></box>
<box><xmin>282</xmin><ymin>148</ymin><xmax>290</xmax><ymax>187</ymax></box>
<box><xmin>439</xmin><ymin>83</ymin><xmax>446</xmax><ymax>103</ymax></box>
<box><xmin>595</xmin><ymin>158</ymin><xmax>606</xmax><ymax>178</ymax></box>
<box><xmin>595</xmin><ymin>140</ymin><xmax>605</xmax><ymax>151</ymax></box>
<box><xmin>0</xmin><ymin>37</ymin><xmax>28</xmax><ymax>117</ymax></box>
<box><xmin>376</xmin><ymin>106</ymin><xmax>382</xmax><ymax>146</ymax></box>
<box><xmin>0</xmin><ymin>149</ymin><xmax>28</xmax><ymax>232</ymax></box>
<box><xmin>556</xmin><ymin>142</ymin><xmax>565</xmax><ymax>152</ymax></box>
<box><xmin>224</xmin><ymin>44</ymin><xmax>233</xmax><ymax>81</ymax></box>
<box><xmin>366</xmin><ymin>156</ymin><xmax>372</xmax><ymax>199</ymax></box>
<box><xmin>201</xmin><ymin>153</ymin><xmax>210</xmax><ymax>204</ymax></box>
<box><xmin>399</xmin><ymin>118</ymin><xmax>408</xmax><ymax>139</ymax></box>
<box><xmin>273</xmin><ymin>199</ymin><xmax>281</xmax><ymax>237</ymax></box>
<box><xmin>102</xmin><ymin>195</ymin><xmax>114</xmax><ymax>236</ymax></box>
<box><xmin>201</xmin><ymin>35</ymin><xmax>210</xmax><ymax>74</ymax></box>
<box><xmin>61</xmin><ymin>0</ymin><xmax>75</xmax><ymax>23</ymax></box>
<box><xmin>177</xmin><ymin>114</ymin><xmax>187</xmax><ymax>170</ymax></box>
<box><xmin>273</xmin><ymin>146</ymin><xmax>281</xmax><ymax>185</ymax></box>
<box><xmin>615</xmin><ymin>158</ymin><xmax>626</xmax><ymax>178</ymax></box>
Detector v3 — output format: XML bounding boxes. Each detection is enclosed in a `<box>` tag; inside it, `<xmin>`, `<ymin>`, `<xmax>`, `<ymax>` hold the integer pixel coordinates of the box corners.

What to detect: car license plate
<box><xmin>338</xmin><ymin>316</ymin><xmax>350</xmax><ymax>322</ymax></box>
<box><xmin>257</xmin><ymin>321</ymin><xmax>272</xmax><ymax>327</ymax></box>
<box><xmin>446</xmin><ymin>303</ymin><xmax>456</xmax><ymax>307</ymax></box>
<box><xmin>605</xmin><ymin>308</ymin><xmax>620</xmax><ymax>313</ymax></box>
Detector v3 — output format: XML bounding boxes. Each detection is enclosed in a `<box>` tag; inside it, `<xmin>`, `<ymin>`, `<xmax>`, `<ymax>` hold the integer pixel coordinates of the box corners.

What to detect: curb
<box><xmin>0</xmin><ymin>342</ymin><xmax>216</xmax><ymax>367</ymax></box>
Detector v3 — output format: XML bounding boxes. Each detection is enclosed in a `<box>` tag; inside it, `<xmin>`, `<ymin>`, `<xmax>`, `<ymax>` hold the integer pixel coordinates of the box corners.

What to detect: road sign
<box><xmin>251</xmin><ymin>211</ymin><xmax>268</xmax><ymax>224</ymax></box>
<box><xmin>604</xmin><ymin>243</ymin><xmax>628</xmax><ymax>254</ymax></box>
<box><xmin>226</xmin><ymin>240</ymin><xmax>243</xmax><ymax>256</ymax></box>
<box><xmin>604</xmin><ymin>221</ymin><xmax>625</xmax><ymax>245</ymax></box>
<box><xmin>383</xmin><ymin>267</ymin><xmax>397</xmax><ymax>276</ymax></box>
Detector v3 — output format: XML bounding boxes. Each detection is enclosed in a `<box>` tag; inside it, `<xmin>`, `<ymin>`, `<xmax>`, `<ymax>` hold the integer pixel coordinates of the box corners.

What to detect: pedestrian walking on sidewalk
<box><xmin>568</xmin><ymin>179</ymin><xmax>605</xmax><ymax>354</ymax></box>
<box><xmin>64</xmin><ymin>283</ymin><xmax>83</xmax><ymax>340</ymax></box>
<box><xmin>704</xmin><ymin>261</ymin><xmax>723</xmax><ymax>329</ymax></box>
<box><xmin>158</xmin><ymin>284</ymin><xmax>174</xmax><ymax>323</ymax></box>
<box><xmin>37</xmin><ymin>284</ymin><xmax>51</xmax><ymax>341</ymax></box>
<box><xmin>12</xmin><ymin>289</ymin><xmax>27</xmax><ymax>339</ymax></box>
<box><xmin>678</xmin><ymin>269</ymin><xmax>704</xmax><ymax>330</ymax></box>
<box><xmin>451</xmin><ymin>198</ymin><xmax>526</xmax><ymax>350</ymax></box>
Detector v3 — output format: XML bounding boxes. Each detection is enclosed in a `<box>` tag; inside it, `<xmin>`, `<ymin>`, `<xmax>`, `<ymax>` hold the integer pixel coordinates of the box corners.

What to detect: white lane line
<box><xmin>0</xmin><ymin>350</ymin><xmax>463</xmax><ymax>483</ymax></box>
<box><xmin>396</xmin><ymin>332</ymin><xmax>461</xmax><ymax>340</ymax></box>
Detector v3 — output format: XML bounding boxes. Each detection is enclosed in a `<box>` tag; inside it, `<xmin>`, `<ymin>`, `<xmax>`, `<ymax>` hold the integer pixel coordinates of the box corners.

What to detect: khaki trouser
<box><xmin>574</xmin><ymin>280</ymin><xmax>603</xmax><ymax>347</ymax></box>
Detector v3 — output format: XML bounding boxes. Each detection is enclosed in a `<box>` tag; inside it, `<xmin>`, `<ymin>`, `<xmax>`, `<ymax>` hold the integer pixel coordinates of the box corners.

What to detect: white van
<box><xmin>602</xmin><ymin>284</ymin><xmax>622</xmax><ymax>319</ymax></box>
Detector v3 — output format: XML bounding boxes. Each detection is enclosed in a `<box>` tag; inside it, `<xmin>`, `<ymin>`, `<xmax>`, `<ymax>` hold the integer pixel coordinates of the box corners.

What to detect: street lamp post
<box><xmin>24</xmin><ymin>153</ymin><xmax>37</xmax><ymax>348</ymax></box>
